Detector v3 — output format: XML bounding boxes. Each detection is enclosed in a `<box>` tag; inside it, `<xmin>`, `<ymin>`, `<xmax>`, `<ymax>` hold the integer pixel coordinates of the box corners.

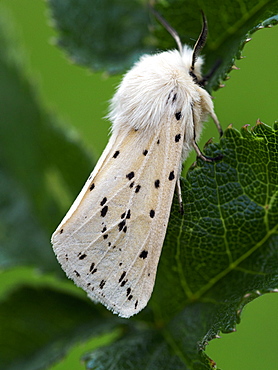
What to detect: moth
<box><xmin>51</xmin><ymin>11</ymin><xmax>222</xmax><ymax>318</ymax></box>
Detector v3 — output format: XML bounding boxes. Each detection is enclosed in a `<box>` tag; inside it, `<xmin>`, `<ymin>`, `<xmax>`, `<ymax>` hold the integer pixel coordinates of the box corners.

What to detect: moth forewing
<box><xmin>52</xmin><ymin>101</ymin><xmax>187</xmax><ymax>317</ymax></box>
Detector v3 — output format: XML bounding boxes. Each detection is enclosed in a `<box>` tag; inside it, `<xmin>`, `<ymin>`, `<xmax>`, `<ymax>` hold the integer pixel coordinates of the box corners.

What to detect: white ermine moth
<box><xmin>51</xmin><ymin>11</ymin><xmax>222</xmax><ymax>318</ymax></box>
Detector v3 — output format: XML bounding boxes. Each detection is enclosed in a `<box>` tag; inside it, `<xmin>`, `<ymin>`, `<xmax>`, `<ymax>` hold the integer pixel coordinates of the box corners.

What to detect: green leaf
<box><xmin>47</xmin><ymin>0</ymin><xmax>278</xmax><ymax>89</ymax></box>
<box><xmin>47</xmin><ymin>0</ymin><xmax>151</xmax><ymax>74</ymax></box>
<box><xmin>0</xmin><ymin>285</ymin><xmax>122</xmax><ymax>370</ymax></box>
<box><xmin>0</xmin><ymin>10</ymin><xmax>93</xmax><ymax>272</ymax></box>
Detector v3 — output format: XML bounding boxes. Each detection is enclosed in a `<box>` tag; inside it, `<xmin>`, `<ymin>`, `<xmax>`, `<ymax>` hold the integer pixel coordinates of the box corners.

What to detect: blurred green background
<box><xmin>1</xmin><ymin>1</ymin><xmax>278</xmax><ymax>369</ymax></box>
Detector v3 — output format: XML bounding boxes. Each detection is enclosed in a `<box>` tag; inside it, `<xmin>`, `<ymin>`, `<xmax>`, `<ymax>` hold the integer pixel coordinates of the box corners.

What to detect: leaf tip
<box><xmin>204</xmin><ymin>137</ymin><xmax>214</xmax><ymax>148</ymax></box>
<box><xmin>244</xmin><ymin>37</ymin><xmax>252</xmax><ymax>44</ymax></box>
<box><xmin>241</xmin><ymin>124</ymin><xmax>252</xmax><ymax>137</ymax></box>
<box><xmin>231</xmin><ymin>64</ymin><xmax>240</xmax><ymax>70</ymax></box>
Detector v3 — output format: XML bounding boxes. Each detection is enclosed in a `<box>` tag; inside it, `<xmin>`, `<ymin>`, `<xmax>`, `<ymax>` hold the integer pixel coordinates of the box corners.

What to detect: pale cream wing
<box><xmin>52</xmin><ymin>108</ymin><xmax>190</xmax><ymax>318</ymax></box>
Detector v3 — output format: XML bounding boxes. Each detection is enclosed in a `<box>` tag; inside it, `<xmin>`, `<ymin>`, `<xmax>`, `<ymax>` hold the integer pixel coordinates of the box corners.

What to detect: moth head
<box><xmin>151</xmin><ymin>8</ymin><xmax>208</xmax><ymax>86</ymax></box>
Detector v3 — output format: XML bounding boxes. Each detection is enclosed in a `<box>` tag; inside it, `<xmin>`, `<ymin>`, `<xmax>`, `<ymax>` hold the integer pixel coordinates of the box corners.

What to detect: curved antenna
<box><xmin>150</xmin><ymin>7</ymin><xmax>183</xmax><ymax>55</ymax></box>
<box><xmin>191</xmin><ymin>11</ymin><xmax>208</xmax><ymax>72</ymax></box>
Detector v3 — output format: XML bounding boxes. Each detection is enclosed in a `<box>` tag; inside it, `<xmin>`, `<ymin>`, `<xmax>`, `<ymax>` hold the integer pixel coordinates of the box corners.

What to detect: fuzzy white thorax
<box><xmin>108</xmin><ymin>45</ymin><xmax>210</xmax><ymax>137</ymax></box>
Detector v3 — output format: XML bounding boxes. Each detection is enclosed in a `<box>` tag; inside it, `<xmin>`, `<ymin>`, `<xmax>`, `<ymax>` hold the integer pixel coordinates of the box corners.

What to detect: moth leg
<box><xmin>191</xmin><ymin>103</ymin><xmax>223</xmax><ymax>161</ymax></box>
<box><xmin>192</xmin><ymin>139</ymin><xmax>222</xmax><ymax>162</ymax></box>
<box><xmin>191</xmin><ymin>104</ymin><xmax>222</xmax><ymax>160</ymax></box>
<box><xmin>175</xmin><ymin>178</ymin><xmax>184</xmax><ymax>215</ymax></box>
<box><xmin>210</xmin><ymin>110</ymin><xmax>223</xmax><ymax>137</ymax></box>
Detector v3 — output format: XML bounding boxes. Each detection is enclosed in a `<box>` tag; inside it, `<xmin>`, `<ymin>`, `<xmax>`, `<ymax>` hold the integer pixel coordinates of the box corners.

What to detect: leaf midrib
<box><xmin>191</xmin><ymin>219</ymin><xmax>278</xmax><ymax>300</ymax></box>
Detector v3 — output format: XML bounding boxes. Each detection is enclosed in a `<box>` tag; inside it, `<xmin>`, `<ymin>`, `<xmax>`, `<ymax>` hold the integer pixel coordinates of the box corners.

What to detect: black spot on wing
<box><xmin>113</xmin><ymin>150</ymin><xmax>120</xmax><ymax>158</ymax></box>
<box><xmin>60</xmin><ymin>229</ymin><xmax>64</xmax><ymax>234</ymax></box>
<box><xmin>150</xmin><ymin>210</ymin><xmax>155</xmax><ymax>218</ymax></box>
<box><xmin>100</xmin><ymin>205</ymin><xmax>108</xmax><ymax>217</ymax></box>
<box><xmin>154</xmin><ymin>179</ymin><xmax>160</xmax><ymax>188</ymax></box>
<box><xmin>78</xmin><ymin>253</ymin><xmax>87</xmax><ymax>260</ymax></box>
<box><xmin>121</xmin><ymin>279</ymin><xmax>128</xmax><ymax>287</ymax></box>
<box><xmin>175</xmin><ymin>112</ymin><xmax>182</xmax><ymax>120</ymax></box>
<box><xmin>135</xmin><ymin>185</ymin><xmax>141</xmax><ymax>193</ymax></box>
<box><xmin>143</xmin><ymin>149</ymin><xmax>148</xmax><ymax>156</ymax></box>
<box><xmin>168</xmin><ymin>171</ymin><xmax>175</xmax><ymax>181</ymax></box>
<box><xmin>74</xmin><ymin>270</ymin><xmax>80</xmax><ymax>277</ymax></box>
<box><xmin>175</xmin><ymin>133</ymin><xmax>181</xmax><ymax>142</ymax></box>
<box><xmin>103</xmin><ymin>234</ymin><xmax>108</xmax><ymax>239</ymax></box>
<box><xmin>89</xmin><ymin>183</ymin><xmax>95</xmax><ymax>191</ymax></box>
<box><xmin>135</xmin><ymin>300</ymin><xmax>138</xmax><ymax>309</ymax></box>
<box><xmin>126</xmin><ymin>171</ymin><xmax>135</xmax><ymax>180</ymax></box>
<box><xmin>100</xmin><ymin>197</ymin><xmax>107</xmax><ymax>206</ymax></box>
<box><xmin>119</xmin><ymin>210</ymin><xmax>130</xmax><ymax>225</ymax></box>
<box><xmin>126</xmin><ymin>287</ymin><xmax>131</xmax><ymax>297</ymax></box>
<box><xmin>89</xmin><ymin>263</ymin><xmax>97</xmax><ymax>274</ymax></box>
<box><xmin>139</xmin><ymin>250</ymin><xmax>148</xmax><ymax>259</ymax></box>
<box><xmin>118</xmin><ymin>220</ymin><xmax>126</xmax><ymax>232</ymax></box>
<box><xmin>129</xmin><ymin>181</ymin><xmax>134</xmax><ymax>188</ymax></box>
<box><xmin>99</xmin><ymin>280</ymin><xmax>106</xmax><ymax>289</ymax></box>
<box><xmin>119</xmin><ymin>271</ymin><xmax>126</xmax><ymax>283</ymax></box>
<box><xmin>101</xmin><ymin>226</ymin><xmax>107</xmax><ymax>233</ymax></box>
<box><xmin>167</xmin><ymin>90</ymin><xmax>178</xmax><ymax>104</ymax></box>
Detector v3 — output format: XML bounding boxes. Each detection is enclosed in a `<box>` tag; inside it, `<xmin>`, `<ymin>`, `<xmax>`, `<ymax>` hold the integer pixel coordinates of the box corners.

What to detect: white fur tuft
<box><xmin>108</xmin><ymin>46</ymin><xmax>206</xmax><ymax>135</ymax></box>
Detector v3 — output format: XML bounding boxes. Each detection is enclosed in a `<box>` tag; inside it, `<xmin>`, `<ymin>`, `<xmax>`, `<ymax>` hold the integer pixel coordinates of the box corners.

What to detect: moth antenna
<box><xmin>150</xmin><ymin>7</ymin><xmax>183</xmax><ymax>55</ymax></box>
<box><xmin>191</xmin><ymin>11</ymin><xmax>208</xmax><ymax>73</ymax></box>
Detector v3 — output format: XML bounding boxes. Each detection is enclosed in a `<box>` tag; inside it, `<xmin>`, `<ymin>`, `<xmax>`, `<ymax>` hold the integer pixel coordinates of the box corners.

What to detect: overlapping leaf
<box><xmin>47</xmin><ymin>0</ymin><xmax>278</xmax><ymax>89</ymax></box>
